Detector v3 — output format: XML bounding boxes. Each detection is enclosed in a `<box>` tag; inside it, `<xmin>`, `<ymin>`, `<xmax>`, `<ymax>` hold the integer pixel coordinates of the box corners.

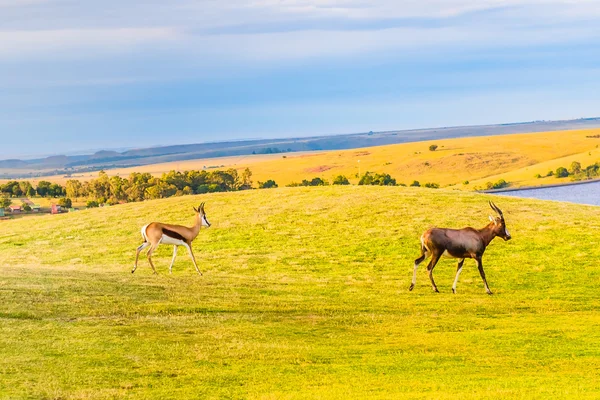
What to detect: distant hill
<box><xmin>2</xmin><ymin>117</ymin><xmax>600</xmax><ymax>179</ymax></box>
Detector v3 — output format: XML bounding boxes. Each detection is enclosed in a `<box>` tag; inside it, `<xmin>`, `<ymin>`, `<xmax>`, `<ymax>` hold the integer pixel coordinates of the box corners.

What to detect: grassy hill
<box><xmin>19</xmin><ymin>128</ymin><xmax>600</xmax><ymax>190</ymax></box>
<box><xmin>1</xmin><ymin>186</ymin><xmax>600</xmax><ymax>398</ymax></box>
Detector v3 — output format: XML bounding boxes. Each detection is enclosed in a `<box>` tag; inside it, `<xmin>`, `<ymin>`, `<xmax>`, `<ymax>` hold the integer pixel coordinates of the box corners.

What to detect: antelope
<box><xmin>409</xmin><ymin>201</ymin><xmax>511</xmax><ymax>295</ymax></box>
<box><xmin>132</xmin><ymin>202</ymin><xmax>211</xmax><ymax>275</ymax></box>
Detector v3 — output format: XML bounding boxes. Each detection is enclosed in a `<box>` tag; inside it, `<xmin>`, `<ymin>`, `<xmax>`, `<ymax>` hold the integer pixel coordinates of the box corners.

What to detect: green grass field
<box><xmin>1</xmin><ymin>186</ymin><xmax>600</xmax><ymax>399</ymax></box>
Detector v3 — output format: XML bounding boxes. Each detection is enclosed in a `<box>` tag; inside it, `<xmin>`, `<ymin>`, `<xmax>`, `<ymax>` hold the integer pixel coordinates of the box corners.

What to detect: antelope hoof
<box><xmin>487</xmin><ymin>291</ymin><xmax>493</xmax><ymax>295</ymax></box>
<box><xmin>433</xmin><ymin>288</ymin><xmax>439</xmax><ymax>293</ymax></box>
<box><xmin>409</xmin><ymin>283</ymin><xmax>415</xmax><ymax>291</ymax></box>
<box><xmin>452</xmin><ymin>288</ymin><xmax>456</xmax><ymax>294</ymax></box>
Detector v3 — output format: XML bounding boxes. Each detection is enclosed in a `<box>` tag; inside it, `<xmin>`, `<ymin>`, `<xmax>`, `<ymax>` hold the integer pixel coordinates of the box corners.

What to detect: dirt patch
<box><xmin>354</xmin><ymin>151</ymin><xmax>371</xmax><ymax>157</ymax></box>
<box><xmin>305</xmin><ymin>165</ymin><xmax>334</xmax><ymax>173</ymax></box>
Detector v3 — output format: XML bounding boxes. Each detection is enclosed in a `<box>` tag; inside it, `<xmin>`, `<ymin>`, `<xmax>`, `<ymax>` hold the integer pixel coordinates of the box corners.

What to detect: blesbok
<box><xmin>132</xmin><ymin>202</ymin><xmax>211</xmax><ymax>275</ymax></box>
<box><xmin>409</xmin><ymin>201</ymin><xmax>511</xmax><ymax>295</ymax></box>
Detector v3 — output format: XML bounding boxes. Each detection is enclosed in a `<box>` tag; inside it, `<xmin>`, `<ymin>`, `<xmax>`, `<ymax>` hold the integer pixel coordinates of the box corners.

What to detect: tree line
<box><xmin>1</xmin><ymin>168</ymin><xmax>450</xmax><ymax>210</ymax></box>
<box><xmin>536</xmin><ymin>161</ymin><xmax>600</xmax><ymax>180</ymax></box>
<box><xmin>1</xmin><ymin>168</ymin><xmax>252</xmax><ymax>206</ymax></box>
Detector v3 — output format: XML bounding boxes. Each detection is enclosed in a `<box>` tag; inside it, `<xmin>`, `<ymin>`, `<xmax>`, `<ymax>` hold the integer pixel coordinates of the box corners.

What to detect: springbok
<box><xmin>410</xmin><ymin>201</ymin><xmax>511</xmax><ymax>295</ymax></box>
<box><xmin>132</xmin><ymin>202</ymin><xmax>211</xmax><ymax>275</ymax></box>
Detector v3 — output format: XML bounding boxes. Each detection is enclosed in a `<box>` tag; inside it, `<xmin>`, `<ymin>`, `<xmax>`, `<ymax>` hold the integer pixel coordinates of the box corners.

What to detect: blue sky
<box><xmin>1</xmin><ymin>0</ymin><xmax>600</xmax><ymax>158</ymax></box>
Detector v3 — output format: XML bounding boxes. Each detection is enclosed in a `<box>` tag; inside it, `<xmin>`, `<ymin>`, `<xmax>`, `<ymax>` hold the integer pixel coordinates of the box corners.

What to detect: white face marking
<box><xmin>202</xmin><ymin>214</ymin><xmax>210</xmax><ymax>227</ymax></box>
<box><xmin>505</xmin><ymin>227</ymin><xmax>510</xmax><ymax>237</ymax></box>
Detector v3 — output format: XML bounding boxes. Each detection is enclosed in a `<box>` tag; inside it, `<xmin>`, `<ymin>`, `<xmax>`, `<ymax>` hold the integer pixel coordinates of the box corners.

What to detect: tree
<box><xmin>58</xmin><ymin>198</ymin><xmax>72</xmax><ymax>208</ymax></box>
<box><xmin>36</xmin><ymin>181</ymin><xmax>52</xmax><ymax>197</ymax></box>
<box><xmin>19</xmin><ymin>181</ymin><xmax>35</xmax><ymax>197</ymax></box>
<box><xmin>569</xmin><ymin>161</ymin><xmax>582</xmax><ymax>175</ymax></box>
<box><xmin>258</xmin><ymin>180</ymin><xmax>278</xmax><ymax>189</ymax></box>
<box><xmin>86</xmin><ymin>200</ymin><xmax>99</xmax><ymax>208</ymax></box>
<box><xmin>410</xmin><ymin>180</ymin><xmax>421</xmax><ymax>187</ymax></box>
<box><xmin>310</xmin><ymin>177</ymin><xmax>327</xmax><ymax>186</ymax></box>
<box><xmin>2</xmin><ymin>181</ymin><xmax>22</xmax><ymax>197</ymax></box>
<box><xmin>429</xmin><ymin>144</ymin><xmax>438</xmax><ymax>151</ymax></box>
<box><xmin>332</xmin><ymin>175</ymin><xmax>350</xmax><ymax>185</ymax></box>
<box><xmin>239</xmin><ymin>168</ymin><xmax>253</xmax><ymax>190</ymax></box>
<box><xmin>555</xmin><ymin>167</ymin><xmax>569</xmax><ymax>178</ymax></box>
<box><xmin>0</xmin><ymin>196</ymin><xmax>11</xmax><ymax>208</ymax></box>
<box><xmin>65</xmin><ymin>180</ymin><xmax>83</xmax><ymax>201</ymax></box>
<box><xmin>49</xmin><ymin>183</ymin><xmax>65</xmax><ymax>197</ymax></box>
<box><xmin>22</xmin><ymin>203</ymin><xmax>32</xmax><ymax>212</ymax></box>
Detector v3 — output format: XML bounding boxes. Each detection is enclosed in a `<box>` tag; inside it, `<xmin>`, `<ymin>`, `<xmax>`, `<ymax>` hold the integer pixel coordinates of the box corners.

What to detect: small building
<box><xmin>31</xmin><ymin>205</ymin><xmax>42</xmax><ymax>213</ymax></box>
<box><xmin>51</xmin><ymin>204</ymin><xmax>60</xmax><ymax>214</ymax></box>
<box><xmin>0</xmin><ymin>208</ymin><xmax>4</xmax><ymax>217</ymax></box>
<box><xmin>8</xmin><ymin>205</ymin><xmax>21</xmax><ymax>213</ymax></box>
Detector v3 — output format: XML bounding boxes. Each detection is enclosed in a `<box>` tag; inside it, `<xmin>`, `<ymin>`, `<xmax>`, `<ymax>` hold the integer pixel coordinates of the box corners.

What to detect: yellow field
<box><xmin>6</xmin><ymin>128</ymin><xmax>600</xmax><ymax>189</ymax></box>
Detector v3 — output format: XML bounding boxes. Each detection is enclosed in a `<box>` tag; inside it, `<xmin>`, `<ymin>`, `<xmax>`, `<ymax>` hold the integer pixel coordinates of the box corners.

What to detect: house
<box><xmin>8</xmin><ymin>205</ymin><xmax>21</xmax><ymax>213</ymax></box>
<box><xmin>31</xmin><ymin>205</ymin><xmax>42</xmax><ymax>213</ymax></box>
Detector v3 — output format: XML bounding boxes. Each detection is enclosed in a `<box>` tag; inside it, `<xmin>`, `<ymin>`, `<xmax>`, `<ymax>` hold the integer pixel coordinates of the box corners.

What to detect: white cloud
<box><xmin>0</xmin><ymin>28</ymin><xmax>179</xmax><ymax>58</ymax></box>
<box><xmin>1</xmin><ymin>1</ymin><xmax>599</xmax><ymax>78</ymax></box>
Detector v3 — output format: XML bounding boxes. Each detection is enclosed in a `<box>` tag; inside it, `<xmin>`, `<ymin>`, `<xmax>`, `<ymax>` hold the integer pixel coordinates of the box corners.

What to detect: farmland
<box><xmin>1</xmin><ymin>186</ymin><xmax>600</xmax><ymax>398</ymax></box>
<box><xmin>10</xmin><ymin>128</ymin><xmax>600</xmax><ymax>191</ymax></box>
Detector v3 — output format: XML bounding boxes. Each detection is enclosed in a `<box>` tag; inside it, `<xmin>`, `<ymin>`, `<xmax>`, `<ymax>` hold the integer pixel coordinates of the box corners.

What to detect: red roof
<box><xmin>9</xmin><ymin>205</ymin><xmax>21</xmax><ymax>211</ymax></box>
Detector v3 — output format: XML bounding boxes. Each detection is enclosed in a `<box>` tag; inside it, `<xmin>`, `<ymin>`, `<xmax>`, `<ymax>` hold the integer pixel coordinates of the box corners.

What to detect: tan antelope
<box><xmin>410</xmin><ymin>201</ymin><xmax>511</xmax><ymax>294</ymax></box>
<box><xmin>133</xmin><ymin>202</ymin><xmax>211</xmax><ymax>275</ymax></box>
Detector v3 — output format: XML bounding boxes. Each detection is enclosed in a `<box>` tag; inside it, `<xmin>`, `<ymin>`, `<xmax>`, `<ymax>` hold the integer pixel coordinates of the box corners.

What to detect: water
<box><xmin>499</xmin><ymin>180</ymin><xmax>600</xmax><ymax>206</ymax></box>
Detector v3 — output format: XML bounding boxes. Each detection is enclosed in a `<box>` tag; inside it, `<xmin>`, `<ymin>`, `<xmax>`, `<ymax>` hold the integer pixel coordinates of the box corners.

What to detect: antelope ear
<box><xmin>489</xmin><ymin>215</ymin><xmax>496</xmax><ymax>224</ymax></box>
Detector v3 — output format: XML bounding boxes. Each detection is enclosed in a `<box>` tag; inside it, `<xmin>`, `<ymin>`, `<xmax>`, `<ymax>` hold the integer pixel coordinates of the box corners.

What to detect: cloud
<box><xmin>1</xmin><ymin>1</ymin><xmax>599</xmax><ymax>61</ymax></box>
<box><xmin>0</xmin><ymin>28</ymin><xmax>179</xmax><ymax>59</ymax></box>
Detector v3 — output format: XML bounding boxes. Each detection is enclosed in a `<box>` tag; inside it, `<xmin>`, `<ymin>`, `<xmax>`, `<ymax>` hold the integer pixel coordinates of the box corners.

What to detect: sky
<box><xmin>1</xmin><ymin>0</ymin><xmax>600</xmax><ymax>158</ymax></box>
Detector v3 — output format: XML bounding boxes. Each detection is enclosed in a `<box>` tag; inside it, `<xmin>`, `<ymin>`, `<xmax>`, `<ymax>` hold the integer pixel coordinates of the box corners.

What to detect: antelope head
<box><xmin>193</xmin><ymin>202</ymin><xmax>211</xmax><ymax>227</ymax></box>
<box><xmin>488</xmin><ymin>201</ymin><xmax>511</xmax><ymax>241</ymax></box>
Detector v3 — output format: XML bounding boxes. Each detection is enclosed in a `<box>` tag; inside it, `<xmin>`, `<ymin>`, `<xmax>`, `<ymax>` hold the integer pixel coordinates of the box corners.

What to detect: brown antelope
<box><xmin>132</xmin><ymin>202</ymin><xmax>211</xmax><ymax>275</ymax></box>
<box><xmin>410</xmin><ymin>201</ymin><xmax>511</xmax><ymax>294</ymax></box>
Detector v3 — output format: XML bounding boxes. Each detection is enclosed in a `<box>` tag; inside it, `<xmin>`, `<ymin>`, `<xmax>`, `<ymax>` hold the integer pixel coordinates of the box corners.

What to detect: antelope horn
<box><xmin>489</xmin><ymin>201</ymin><xmax>503</xmax><ymax>217</ymax></box>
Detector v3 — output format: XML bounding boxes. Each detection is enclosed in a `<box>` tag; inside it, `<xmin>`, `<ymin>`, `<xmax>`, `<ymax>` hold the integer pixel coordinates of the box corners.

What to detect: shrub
<box><xmin>22</xmin><ymin>204</ymin><xmax>32</xmax><ymax>212</ymax></box>
<box><xmin>423</xmin><ymin>182</ymin><xmax>440</xmax><ymax>189</ymax></box>
<box><xmin>410</xmin><ymin>180</ymin><xmax>420</xmax><ymax>187</ymax></box>
<box><xmin>429</xmin><ymin>144</ymin><xmax>438</xmax><ymax>151</ymax></box>
<box><xmin>463</xmin><ymin>180</ymin><xmax>469</xmax><ymax>185</ymax></box>
<box><xmin>332</xmin><ymin>175</ymin><xmax>350</xmax><ymax>185</ymax></box>
<box><xmin>258</xmin><ymin>180</ymin><xmax>278</xmax><ymax>189</ymax></box>
<box><xmin>58</xmin><ymin>198</ymin><xmax>72</xmax><ymax>208</ymax></box>
<box><xmin>309</xmin><ymin>177</ymin><xmax>327</xmax><ymax>186</ymax></box>
<box><xmin>535</xmin><ymin>174</ymin><xmax>542</xmax><ymax>179</ymax></box>
<box><xmin>485</xmin><ymin>179</ymin><xmax>510</xmax><ymax>190</ymax></box>
<box><xmin>358</xmin><ymin>172</ymin><xmax>396</xmax><ymax>186</ymax></box>
<box><xmin>546</xmin><ymin>170</ymin><xmax>554</xmax><ymax>177</ymax></box>
<box><xmin>86</xmin><ymin>200</ymin><xmax>99</xmax><ymax>208</ymax></box>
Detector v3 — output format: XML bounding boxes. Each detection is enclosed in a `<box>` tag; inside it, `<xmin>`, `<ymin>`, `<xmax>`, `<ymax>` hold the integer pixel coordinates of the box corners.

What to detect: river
<box><xmin>498</xmin><ymin>180</ymin><xmax>600</xmax><ymax>206</ymax></box>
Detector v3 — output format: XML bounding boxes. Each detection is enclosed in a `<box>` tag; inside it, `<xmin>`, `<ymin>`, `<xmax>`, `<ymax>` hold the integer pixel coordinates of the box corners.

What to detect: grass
<box><xmin>12</xmin><ymin>128</ymin><xmax>600</xmax><ymax>190</ymax></box>
<box><xmin>1</xmin><ymin>186</ymin><xmax>600</xmax><ymax>398</ymax></box>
